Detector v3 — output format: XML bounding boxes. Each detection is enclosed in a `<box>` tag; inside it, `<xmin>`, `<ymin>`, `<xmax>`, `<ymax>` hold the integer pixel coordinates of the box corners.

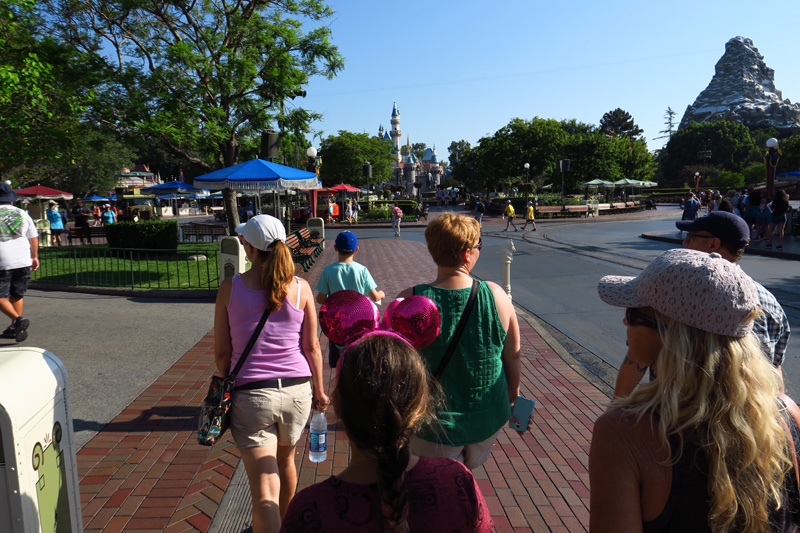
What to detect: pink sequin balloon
<box><xmin>319</xmin><ymin>290</ymin><xmax>379</xmax><ymax>345</ymax></box>
<box><xmin>388</xmin><ymin>296</ymin><xmax>440</xmax><ymax>349</ymax></box>
<box><xmin>381</xmin><ymin>298</ymin><xmax>403</xmax><ymax>330</ymax></box>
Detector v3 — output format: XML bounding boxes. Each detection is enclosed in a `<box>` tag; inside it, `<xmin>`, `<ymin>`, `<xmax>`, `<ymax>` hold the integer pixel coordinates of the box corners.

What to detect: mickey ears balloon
<box><xmin>319</xmin><ymin>291</ymin><xmax>440</xmax><ymax>349</ymax></box>
<box><xmin>388</xmin><ymin>296</ymin><xmax>440</xmax><ymax>349</ymax></box>
<box><xmin>319</xmin><ymin>290</ymin><xmax>380</xmax><ymax>345</ymax></box>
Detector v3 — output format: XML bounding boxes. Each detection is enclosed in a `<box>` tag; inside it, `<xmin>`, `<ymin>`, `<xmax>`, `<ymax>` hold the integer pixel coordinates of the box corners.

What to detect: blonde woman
<box><xmin>591</xmin><ymin>249</ymin><xmax>800</xmax><ymax>532</ymax></box>
<box><xmin>214</xmin><ymin>215</ymin><xmax>329</xmax><ymax>532</ymax></box>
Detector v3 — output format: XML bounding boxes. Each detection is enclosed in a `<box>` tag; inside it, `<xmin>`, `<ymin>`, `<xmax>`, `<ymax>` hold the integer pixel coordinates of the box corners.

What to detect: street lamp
<box><xmin>559</xmin><ymin>159</ymin><xmax>570</xmax><ymax>209</ymax></box>
<box><xmin>523</xmin><ymin>163</ymin><xmax>530</xmax><ymax>202</ymax></box>
<box><xmin>765</xmin><ymin>138</ymin><xmax>779</xmax><ymax>198</ymax></box>
<box><xmin>694</xmin><ymin>171</ymin><xmax>700</xmax><ymax>194</ymax></box>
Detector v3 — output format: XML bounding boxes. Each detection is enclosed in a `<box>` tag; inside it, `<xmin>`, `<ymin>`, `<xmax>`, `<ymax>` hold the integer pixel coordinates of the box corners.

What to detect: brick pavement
<box><xmin>77</xmin><ymin>229</ymin><xmax>612</xmax><ymax>532</ymax></box>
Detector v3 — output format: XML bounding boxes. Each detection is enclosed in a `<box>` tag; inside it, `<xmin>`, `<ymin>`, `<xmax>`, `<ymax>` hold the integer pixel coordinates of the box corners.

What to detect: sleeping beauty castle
<box><xmin>377</xmin><ymin>102</ymin><xmax>444</xmax><ymax>194</ymax></box>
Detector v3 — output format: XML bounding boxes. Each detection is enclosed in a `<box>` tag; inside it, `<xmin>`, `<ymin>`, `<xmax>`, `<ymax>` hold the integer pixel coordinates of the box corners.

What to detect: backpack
<box><xmin>395</xmin><ymin>207</ymin><xmax>403</xmax><ymax>218</ymax></box>
<box><xmin>477</xmin><ymin>202</ymin><xmax>486</xmax><ymax>214</ymax></box>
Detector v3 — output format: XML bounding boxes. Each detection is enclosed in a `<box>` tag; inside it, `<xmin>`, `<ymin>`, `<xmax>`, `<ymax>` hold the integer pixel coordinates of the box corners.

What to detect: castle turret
<box><xmin>390</xmin><ymin>102</ymin><xmax>402</xmax><ymax>162</ymax></box>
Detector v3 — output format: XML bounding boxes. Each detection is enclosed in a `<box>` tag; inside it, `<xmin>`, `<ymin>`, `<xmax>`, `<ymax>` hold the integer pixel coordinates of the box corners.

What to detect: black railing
<box><xmin>32</xmin><ymin>247</ymin><xmax>221</xmax><ymax>290</ymax></box>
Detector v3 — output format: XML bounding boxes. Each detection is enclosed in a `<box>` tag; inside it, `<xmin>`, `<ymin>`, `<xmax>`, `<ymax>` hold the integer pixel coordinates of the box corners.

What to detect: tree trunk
<box><xmin>223</xmin><ymin>187</ymin><xmax>240</xmax><ymax>235</ymax></box>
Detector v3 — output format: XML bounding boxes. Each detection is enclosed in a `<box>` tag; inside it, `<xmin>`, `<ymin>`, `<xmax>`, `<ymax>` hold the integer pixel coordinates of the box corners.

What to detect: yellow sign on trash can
<box><xmin>0</xmin><ymin>348</ymin><xmax>82</xmax><ymax>532</ymax></box>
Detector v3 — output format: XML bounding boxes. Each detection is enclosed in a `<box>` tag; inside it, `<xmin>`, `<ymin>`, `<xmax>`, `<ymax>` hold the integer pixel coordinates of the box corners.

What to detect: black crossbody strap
<box><xmin>434</xmin><ymin>279</ymin><xmax>479</xmax><ymax>381</ymax></box>
<box><xmin>229</xmin><ymin>308</ymin><xmax>271</xmax><ymax>380</ymax></box>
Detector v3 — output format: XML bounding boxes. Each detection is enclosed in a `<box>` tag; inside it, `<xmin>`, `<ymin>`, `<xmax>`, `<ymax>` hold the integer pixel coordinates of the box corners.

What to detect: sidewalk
<box><xmin>76</xmin><ymin>236</ymin><xmax>611</xmax><ymax>531</ymax></box>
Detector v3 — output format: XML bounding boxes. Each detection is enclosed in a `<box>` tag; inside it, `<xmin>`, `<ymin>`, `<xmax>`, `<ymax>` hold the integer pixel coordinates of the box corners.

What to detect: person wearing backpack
<box><xmin>392</xmin><ymin>202</ymin><xmax>403</xmax><ymax>237</ymax></box>
<box><xmin>474</xmin><ymin>197</ymin><xmax>486</xmax><ymax>227</ymax></box>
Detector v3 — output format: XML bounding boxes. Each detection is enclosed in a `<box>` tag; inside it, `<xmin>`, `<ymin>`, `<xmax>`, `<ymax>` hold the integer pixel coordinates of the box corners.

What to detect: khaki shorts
<box><xmin>230</xmin><ymin>379</ymin><xmax>312</xmax><ymax>449</ymax></box>
<box><xmin>410</xmin><ymin>429</ymin><xmax>502</xmax><ymax>470</ymax></box>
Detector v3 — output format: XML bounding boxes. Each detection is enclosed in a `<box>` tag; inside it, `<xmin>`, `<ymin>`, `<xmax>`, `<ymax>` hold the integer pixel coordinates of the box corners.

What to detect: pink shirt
<box><xmin>227</xmin><ymin>275</ymin><xmax>311</xmax><ymax>384</ymax></box>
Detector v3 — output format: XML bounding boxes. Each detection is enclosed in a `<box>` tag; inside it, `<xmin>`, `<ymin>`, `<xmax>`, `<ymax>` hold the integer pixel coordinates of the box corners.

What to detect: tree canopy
<box><xmin>41</xmin><ymin>0</ymin><xmax>344</xmax><ymax>171</ymax></box>
<box><xmin>599</xmin><ymin>108</ymin><xmax>643</xmax><ymax>139</ymax></box>
<box><xmin>319</xmin><ymin>131</ymin><xmax>395</xmax><ymax>187</ymax></box>
<box><xmin>448</xmin><ymin>117</ymin><xmax>654</xmax><ymax>194</ymax></box>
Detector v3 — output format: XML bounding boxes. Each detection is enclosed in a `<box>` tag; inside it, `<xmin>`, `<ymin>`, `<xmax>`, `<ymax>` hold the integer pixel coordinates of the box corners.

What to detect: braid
<box><xmin>376</xmin><ymin>445</ymin><xmax>410</xmax><ymax>533</ymax></box>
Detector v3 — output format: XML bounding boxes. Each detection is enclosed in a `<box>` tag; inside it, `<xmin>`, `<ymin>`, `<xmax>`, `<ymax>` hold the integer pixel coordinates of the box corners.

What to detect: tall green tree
<box><xmin>660</xmin><ymin>121</ymin><xmax>757</xmax><ymax>184</ymax></box>
<box><xmin>42</xmin><ymin>0</ymin><xmax>345</xmax><ymax>171</ymax></box>
<box><xmin>599</xmin><ymin>108</ymin><xmax>643</xmax><ymax>139</ymax></box>
<box><xmin>776</xmin><ymin>135</ymin><xmax>800</xmax><ymax>174</ymax></box>
<box><xmin>319</xmin><ymin>132</ymin><xmax>394</xmax><ymax>187</ymax></box>
<box><xmin>447</xmin><ymin>140</ymin><xmax>471</xmax><ymax>167</ymax></box>
<box><xmin>655</xmin><ymin>107</ymin><xmax>677</xmax><ymax>144</ymax></box>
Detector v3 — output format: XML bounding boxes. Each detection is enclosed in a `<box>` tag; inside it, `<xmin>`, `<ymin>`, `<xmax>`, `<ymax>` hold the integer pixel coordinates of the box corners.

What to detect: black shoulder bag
<box><xmin>433</xmin><ymin>279</ymin><xmax>479</xmax><ymax>381</ymax></box>
<box><xmin>197</xmin><ymin>308</ymin><xmax>271</xmax><ymax>446</ymax></box>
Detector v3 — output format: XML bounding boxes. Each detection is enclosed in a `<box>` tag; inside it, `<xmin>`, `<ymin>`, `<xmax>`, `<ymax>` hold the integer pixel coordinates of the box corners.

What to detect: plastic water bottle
<box><xmin>309</xmin><ymin>410</ymin><xmax>327</xmax><ymax>462</ymax></box>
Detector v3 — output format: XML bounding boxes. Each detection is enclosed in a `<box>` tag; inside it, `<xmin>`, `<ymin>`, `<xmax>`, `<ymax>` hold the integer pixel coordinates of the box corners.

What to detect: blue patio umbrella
<box><xmin>193</xmin><ymin>159</ymin><xmax>319</xmax><ymax>191</ymax></box>
<box><xmin>82</xmin><ymin>195</ymin><xmax>108</xmax><ymax>201</ymax></box>
<box><xmin>142</xmin><ymin>180</ymin><xmax>209</xmax><ymax>195</ymax></box>
<box><xmin>778</xmin><ymin>170</ymin><xmax>800</xmax><ymax>180</ymax></box>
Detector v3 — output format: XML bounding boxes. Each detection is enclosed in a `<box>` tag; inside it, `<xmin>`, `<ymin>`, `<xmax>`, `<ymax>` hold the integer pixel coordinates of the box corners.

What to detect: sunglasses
<box><xmin>475</xmin><ymin>238</ymin><xmax>482</xmax><ymax>251</ymax></box>
<box><xmin>625</xmin><ymin>307</ymin><xmax>658</xmax><ymax>330</ymax></box>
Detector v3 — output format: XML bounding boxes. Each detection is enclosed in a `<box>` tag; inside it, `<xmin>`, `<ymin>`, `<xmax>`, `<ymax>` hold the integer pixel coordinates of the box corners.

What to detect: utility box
<box><xmin>307</xmin><ymin>218</ymin><xmax>325</xmax><ymax>250</ymax></box>
<box><xmin>0</xmin><ymin>348</ymin><xmax>82</xmax><ymax>533</ymax></box>
<box><xmin>220</xmin><ymin>236</ymin><xmax>247</xmax><ymax>281</ymax></box>
<box><xmin>34</xmin><ymin>220</ymin><xmax>50</xmax><ymax>248</ymax></box>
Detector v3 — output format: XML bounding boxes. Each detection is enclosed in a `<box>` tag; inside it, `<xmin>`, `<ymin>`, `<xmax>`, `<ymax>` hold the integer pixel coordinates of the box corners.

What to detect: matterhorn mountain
<box><xmin>680</xmin><ymin>36</ymin><xmax>800</xmax><ymax>132</ymax></box>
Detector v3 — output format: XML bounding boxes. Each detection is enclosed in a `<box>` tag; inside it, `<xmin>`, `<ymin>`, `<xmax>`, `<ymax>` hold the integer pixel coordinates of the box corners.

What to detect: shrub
<box><xmin>106</xmin><ymin>220</ymin><xmax>179</xmax><ymax>250</ymax></box>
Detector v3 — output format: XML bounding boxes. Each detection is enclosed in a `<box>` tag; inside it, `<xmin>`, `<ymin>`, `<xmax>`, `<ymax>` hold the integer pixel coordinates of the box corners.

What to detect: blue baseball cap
<box><xmin>335</xmin><ymin>231</ymin><xmax>358</xmax><ymax>252</ymax></box>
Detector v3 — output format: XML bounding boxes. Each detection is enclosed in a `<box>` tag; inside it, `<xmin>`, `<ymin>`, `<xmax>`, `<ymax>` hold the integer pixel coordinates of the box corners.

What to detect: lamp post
<box><xmin>765</xmin><ymin>137</ymin><xmax>779</xmax><ymax>199</ymax></box>
<box><xmin>523</xmin><ymin>162</ymin><xmax>530</xmax><ymax>202</ymax></box>
<box><xmin>559</xmin><ymin>159</ymin><xmax>570</xmax><ymax>210</ymax></box>
<box><xmin>694</xmin><ymin>171</ymin><xmax>700</xmax><ymax>194</ymax></box>
<box><xmin>307</xmin><ymin>146</ymin><xmax>318</xmax><ymax>224</ymax></box>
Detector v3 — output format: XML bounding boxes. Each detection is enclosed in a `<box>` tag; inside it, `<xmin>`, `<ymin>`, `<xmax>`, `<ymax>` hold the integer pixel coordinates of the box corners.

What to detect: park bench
<box><xmin>180</xmin><ymin>223</ymin><xmax>228</xmax><ymax>242</ymax></box>
<box><xmin>286</xmin><ymin>231</ymin><xmax>318</xmax><ymax>272</ymax></box>
<box><xmin>534</xmin><ymin>205</ymin><xmax>589</xmax><ymax>219</ymax></box>
<box><xmin>209</xmin><ymin>206</ymin><xmax>226</xmax><ymax>222</ymax></box>
<box><xmin>295</xmin><ymin>227</ymin><xmax>324</xmax><ymax>257</ymax></box>
<box><xmin>68</xmin><ymin>226</ymin><xmax>107</xmax><ymax>245</ymax></box>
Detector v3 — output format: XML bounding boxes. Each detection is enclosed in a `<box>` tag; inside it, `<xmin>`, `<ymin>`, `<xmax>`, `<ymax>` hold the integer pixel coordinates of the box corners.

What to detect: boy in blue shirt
<box><xmin>316</xmin><ymin>231</ymin><xmax>385</xmax><ymax>367</ymax></box>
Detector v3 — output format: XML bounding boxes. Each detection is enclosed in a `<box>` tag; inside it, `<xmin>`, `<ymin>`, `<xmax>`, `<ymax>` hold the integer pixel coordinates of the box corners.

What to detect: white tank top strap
<box><xmin>295</xmin><ymin>276</ymin><xmax>302</xmax><ymax>308</ymax></box>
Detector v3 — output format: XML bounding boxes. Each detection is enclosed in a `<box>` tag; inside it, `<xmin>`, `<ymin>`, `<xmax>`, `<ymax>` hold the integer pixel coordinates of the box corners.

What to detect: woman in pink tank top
<box><xmin>214</xmin><ymin>215</ymin><xmax>329</xmax><ymax>533</ymax></box>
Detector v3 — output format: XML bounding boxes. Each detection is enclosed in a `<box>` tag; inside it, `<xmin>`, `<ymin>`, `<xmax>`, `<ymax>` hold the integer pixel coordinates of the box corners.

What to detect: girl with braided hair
<box><xmin>281</xmin><ymin>334</ymin><xmax>493</xmax><ymax>532</ymax></box>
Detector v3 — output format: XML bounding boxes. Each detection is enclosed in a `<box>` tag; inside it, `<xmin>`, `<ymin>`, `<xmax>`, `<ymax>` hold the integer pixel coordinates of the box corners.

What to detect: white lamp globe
<box><xmin>306</xmin><ymin>146</ymin><xmax>317</xmax><ymax>158</ymax></box>
<box><xmin>766</xmin><ymin>138</ymin><xmax>778</xmax><ymax>148</ymax></box>
<box><xmin>524</xmin><ymin>163</ymin><xmax>530</xmax><ymax>170</ymax></box>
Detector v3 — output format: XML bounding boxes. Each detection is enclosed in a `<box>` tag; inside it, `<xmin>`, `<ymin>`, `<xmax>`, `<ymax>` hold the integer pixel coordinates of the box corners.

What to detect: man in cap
<box><xmin>613</xmin><ymin>211</ymin><xmax>790</xmax><ymax>398</ymax></box>
<box><xmin>0</xmin><ymin>182</ymin><xmax>39</xmax><ymax>342</ymax></box>
<box><xmin>503</xmin><ymin>200</ymin><xmax>518</xmax><ymax>231</ymax></box>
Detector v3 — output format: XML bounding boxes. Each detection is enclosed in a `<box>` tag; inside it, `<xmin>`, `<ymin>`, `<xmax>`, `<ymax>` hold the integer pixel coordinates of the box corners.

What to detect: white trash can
<box><xmin>0</xmin><ymin>348</ymin><xmax>82</xmax><ymax>532</ymax></box>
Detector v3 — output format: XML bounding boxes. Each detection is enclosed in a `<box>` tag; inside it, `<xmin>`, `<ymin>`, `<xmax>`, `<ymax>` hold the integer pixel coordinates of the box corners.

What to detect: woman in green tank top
<box><xmin>396</xmin><ymin>213</ymin><xmax>528</xmax><ymax>469</ymax></box>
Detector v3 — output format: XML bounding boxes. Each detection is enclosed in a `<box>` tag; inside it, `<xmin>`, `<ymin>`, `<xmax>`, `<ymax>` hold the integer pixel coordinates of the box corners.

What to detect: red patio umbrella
<box><xmin>327</xmin><ymin>183</ymin><xmax>360</xmax><ymax>192</ymax></box>
<box><xmin>15</xmin><ymin>185</ymin><xmax>74</xmax><ymax>200</ymax></box>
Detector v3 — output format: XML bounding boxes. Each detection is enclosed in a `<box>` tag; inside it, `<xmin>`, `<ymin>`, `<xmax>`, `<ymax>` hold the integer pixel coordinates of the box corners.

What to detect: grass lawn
<box><xmin>33</xmin><ymin>243</ymin><xmax>222</xmax><ymax>290</ymax></box>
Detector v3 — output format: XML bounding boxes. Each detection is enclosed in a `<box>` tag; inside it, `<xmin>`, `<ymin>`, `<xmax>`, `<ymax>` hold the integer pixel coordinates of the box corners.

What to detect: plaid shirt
<box><xmin>751</xmin><ymin>279</ymin><xmax>791</xmax><ymax>367</ymax></box>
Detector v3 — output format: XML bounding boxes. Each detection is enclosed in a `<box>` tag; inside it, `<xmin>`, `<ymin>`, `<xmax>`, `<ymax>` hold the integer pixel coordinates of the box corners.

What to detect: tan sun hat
<box><xmin>598</xmin><ymin>248</ymin><xmax>759</xmax><ymax>337</ymax></box>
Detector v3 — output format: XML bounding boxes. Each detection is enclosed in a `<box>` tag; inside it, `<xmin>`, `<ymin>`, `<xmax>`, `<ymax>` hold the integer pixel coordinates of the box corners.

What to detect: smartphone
<box><xmin>509</xmin><ymin>395</ymin><xmax>535</xmax><ymax>431</ymax></box>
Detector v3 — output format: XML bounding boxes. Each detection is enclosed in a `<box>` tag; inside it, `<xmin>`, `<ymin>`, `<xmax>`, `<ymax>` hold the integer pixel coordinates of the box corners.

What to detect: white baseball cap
<box><xmin>235</xmin><ymin>215</ymin><xmax>286</xmax><ymax>251</ymax></box>
<box><xmin>598</xmin><ymin>248</ymin><xmax>759</xmax><ymax>337</ymax></box>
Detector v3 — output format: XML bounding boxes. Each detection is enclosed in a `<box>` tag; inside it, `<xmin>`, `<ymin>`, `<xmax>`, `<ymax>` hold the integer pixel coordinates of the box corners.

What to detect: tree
<box><xmin>560</xmin><ymin>119</ymin><xmax>596</xmax><ymax>136</ymax></box>
<box><xmin>599</xmin><ymin>108</ymin><xmax>643</xmax><ymax>139</ymax></box>
<box><xmin>775</xmin><ymin>135</ymin><xmax>800</xmax><ymax>174</ymax></box>
<box><xmin>319</xmin><ymin>131</ymin><xmax>395</xmax><ymax>187</ymax></box>
<box><xmin>614</xmin><ymin>137</ymin><xmax>656</xmax><ymax>182</ymax></box>
<box><xmin>660</xmin><ymin>121</ymin><xmax>757</xmax><ymax>185</ymax></box>
<box><xmin>5</xmin><ymin>123</ymin><xmax>133</xmax><ymax>196</ymax></box>
<box><xmin>655</xmin><ymin>107</ymin><xmax>677</xmax><ymax>144</ymax></box>
<box><xmin>561</xmin><ymin>133</ymin><xmax>621</xmax><ymax>191</ymax></box>
<box><xmin>42</xmin><ymin>0</ymin><xmax>345</xmax><ymax>171</ymax></box>
<box><xmin>447</xmin><ymin>140</ymin><xmax>471</xmax><ymax>167</ymax></box>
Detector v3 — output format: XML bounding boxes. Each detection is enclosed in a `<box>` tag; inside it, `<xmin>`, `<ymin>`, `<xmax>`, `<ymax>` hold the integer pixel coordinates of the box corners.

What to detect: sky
<box><xmin>297</xmin><ymin>0</ymin><xmax>800</xmax><ymax>164</ymax></box>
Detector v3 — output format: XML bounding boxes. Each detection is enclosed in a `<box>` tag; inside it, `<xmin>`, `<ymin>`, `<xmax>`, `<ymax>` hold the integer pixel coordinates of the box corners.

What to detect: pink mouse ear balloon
<box><xmin>381</xmin><ymin>298</ymin><xmax>403</xmax><ymax>330</ymax></box>
<box><xmin>387</xmin><ymin>295</ymin><xmax>440</xmax><ymax>349</ymax></box>
<box><xmin>319</xmin><ymin>290</ymin><xmax>379</xmax><ymax>345</ymax></box>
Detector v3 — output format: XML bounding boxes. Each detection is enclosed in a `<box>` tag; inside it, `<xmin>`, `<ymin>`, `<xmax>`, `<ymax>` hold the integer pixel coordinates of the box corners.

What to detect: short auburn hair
<box><xmin>425</xmin><ymin>213</ymin><xmax>480</xmax><ymax>267</ymax></box>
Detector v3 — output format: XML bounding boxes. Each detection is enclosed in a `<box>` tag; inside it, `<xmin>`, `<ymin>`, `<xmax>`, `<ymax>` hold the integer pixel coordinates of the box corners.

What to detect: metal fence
<box><xmin>32</xmin><ymin>247</ymin><xmax>221</xmax><ymax>290</ymax></box>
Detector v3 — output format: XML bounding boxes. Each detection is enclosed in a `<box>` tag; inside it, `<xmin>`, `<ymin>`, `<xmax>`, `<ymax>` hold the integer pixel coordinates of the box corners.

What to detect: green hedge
<box><xmin>106</xmin><ymin>220</ymin><xmax>179</xmax><ymax>250</ymax></box>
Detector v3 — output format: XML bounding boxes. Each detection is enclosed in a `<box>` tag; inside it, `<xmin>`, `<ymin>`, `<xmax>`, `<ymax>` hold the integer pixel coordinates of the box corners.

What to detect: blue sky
<box><xmin>298</xmin><ymin>0</ymin><xmax>800</xmax><ymax>162</ymax></box>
